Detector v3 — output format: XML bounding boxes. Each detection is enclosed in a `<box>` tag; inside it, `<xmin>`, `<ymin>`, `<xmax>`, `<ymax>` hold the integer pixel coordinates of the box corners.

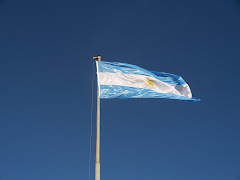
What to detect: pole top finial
<box><xmin>93</xmin><ymin>56</ymin><xmax>101</xmax><ymax>61</ymax></box>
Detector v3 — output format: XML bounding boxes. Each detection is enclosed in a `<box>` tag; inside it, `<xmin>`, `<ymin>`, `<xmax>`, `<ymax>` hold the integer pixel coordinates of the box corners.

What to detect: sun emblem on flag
<box><xmin>145</xmin><ymin>77</ymin><xmax>155</xmax><ymax>88</ymax></box>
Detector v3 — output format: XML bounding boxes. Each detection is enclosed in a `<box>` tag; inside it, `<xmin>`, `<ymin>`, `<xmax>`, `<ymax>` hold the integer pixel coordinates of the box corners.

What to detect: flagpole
<box><xmin>93</xmin><ymin>56</ymin><xmax>101</xmax><ymax>180</ymax></box>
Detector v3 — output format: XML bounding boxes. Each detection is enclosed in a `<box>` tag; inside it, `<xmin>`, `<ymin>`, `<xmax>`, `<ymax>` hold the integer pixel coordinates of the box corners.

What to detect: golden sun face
<box><xmin>145</xmin><ymin>78</ymin><xmax>155</xmax><ymax>88</ymax></box>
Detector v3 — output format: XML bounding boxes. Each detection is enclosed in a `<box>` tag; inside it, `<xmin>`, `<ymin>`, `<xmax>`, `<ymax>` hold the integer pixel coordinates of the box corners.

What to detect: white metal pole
<box><xmin>93</xmin><ymin>56</ymin><xmax>101</xmax><ymax>180</ymax></box>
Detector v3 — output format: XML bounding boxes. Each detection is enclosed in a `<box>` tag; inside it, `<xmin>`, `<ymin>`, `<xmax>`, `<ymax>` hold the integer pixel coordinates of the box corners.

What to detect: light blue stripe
<box><xmin>150</xmin><ymin>71</ymin><xmax>186</xmax><ymax>85</ymax></box>
<box><xmin>98</xmin><ymin>61</ymin><xmax>186</xmax><ymax>85</ymax></box>
<box><xmin>99</xmin><ymin>85</ymin><xmax>200</xmax><ymax>101</ymax></box>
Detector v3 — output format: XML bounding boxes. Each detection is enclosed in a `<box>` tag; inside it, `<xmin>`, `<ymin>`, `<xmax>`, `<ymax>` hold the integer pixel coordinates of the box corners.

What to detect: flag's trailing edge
<box><xmin>96</xmin><ymin>61</ymin><xmax>200</xmax><ymax>101</ymax></box>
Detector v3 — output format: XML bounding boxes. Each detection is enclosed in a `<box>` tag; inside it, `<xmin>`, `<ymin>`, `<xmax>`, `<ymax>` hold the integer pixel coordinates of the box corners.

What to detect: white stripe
<box><xmin>97</xmin><ymin>72</ymin><xmax>192</xmax><ymax>98</ymax></box>
<box><xmin>96</xmin><ymin>61</ymin><xmax>100</xmax><ymax>91</ymax></box>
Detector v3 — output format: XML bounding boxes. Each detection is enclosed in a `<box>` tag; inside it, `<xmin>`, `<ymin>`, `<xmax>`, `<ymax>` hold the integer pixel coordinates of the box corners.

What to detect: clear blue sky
<box><xmin>0</xmin><ymin>0</ymin><xmax>240</xmax><ymax>180</ymax></box>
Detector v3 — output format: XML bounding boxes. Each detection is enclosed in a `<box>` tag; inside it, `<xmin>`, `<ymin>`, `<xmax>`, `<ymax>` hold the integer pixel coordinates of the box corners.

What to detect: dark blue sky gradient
<box><xmin>0</xmin><ymin>0</ymin><xmax>240</xmax><ymax>180</ymax></box>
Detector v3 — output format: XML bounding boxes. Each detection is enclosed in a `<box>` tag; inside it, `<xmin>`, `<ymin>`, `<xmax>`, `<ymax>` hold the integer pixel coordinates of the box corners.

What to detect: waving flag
<box><xmin>96</xmin><ymin>61</ymin><xmax>200</xmax><ymax>101</ymax></box>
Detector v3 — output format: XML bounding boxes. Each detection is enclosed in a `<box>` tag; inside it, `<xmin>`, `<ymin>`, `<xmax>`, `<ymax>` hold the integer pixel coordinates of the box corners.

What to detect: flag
<box><xmin>96</xmin><ymin>61</ymin><xmax>200</xmax><ymax>101</ymax></box>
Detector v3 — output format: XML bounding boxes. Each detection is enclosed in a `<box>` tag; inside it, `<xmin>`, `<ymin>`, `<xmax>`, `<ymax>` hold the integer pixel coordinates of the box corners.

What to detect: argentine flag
<box><xmin>96</xmin><ymin>61</ymin><xmax>200</xmax><ymax>101</ymax></box>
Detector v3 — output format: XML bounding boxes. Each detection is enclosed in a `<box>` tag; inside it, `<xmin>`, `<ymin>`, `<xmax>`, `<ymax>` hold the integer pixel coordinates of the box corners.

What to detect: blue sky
<box><xmin>0</xmin><ymin>0</ymin><xmax>240</xmax><ymax>180</ymax></box>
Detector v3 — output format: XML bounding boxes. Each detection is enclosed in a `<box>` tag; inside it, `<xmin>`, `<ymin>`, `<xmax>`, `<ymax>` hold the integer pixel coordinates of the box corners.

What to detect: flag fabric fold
<box><xmin>96</xmin><ymin>61</ymin><xmax>200</xmax><ymax>101</ymax></box>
